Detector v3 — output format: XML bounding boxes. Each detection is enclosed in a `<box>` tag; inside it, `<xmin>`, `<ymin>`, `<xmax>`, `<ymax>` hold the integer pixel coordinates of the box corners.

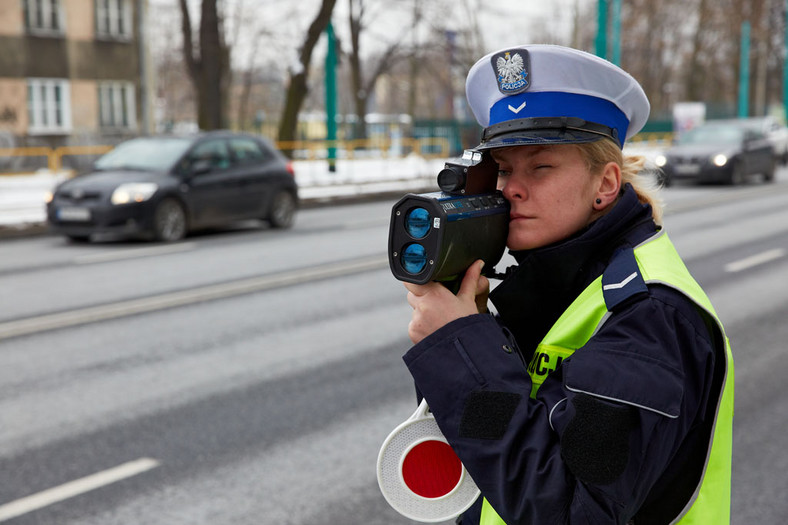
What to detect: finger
<box><xmin>408</xmin><ymin>319</ymin><xmax>423</xmax><ymax>344</ymax></box>
<box><xmin>406</xmin><ymin>290</ymin><xmax>419</xmax><ymax>309</ymax></box>
<box><xmin>404</xmin><ymin>281</ymin><xmax>428</xmax><ymax>296</ymax></box>
<box><xmin>477</xmin><ymin>273</ymin><xmax>490</xmax><ymax>294</ymax></box>
<box><xmin>457</xmin><ymin>260</ymin><xmax>485</xmax><ymax>301</ymax></box>
<box><xmin>404</xmin><ymin>280</ymin><xmax>444</xmax><ymax>297</ymax></box>
<box><xmin>475</xmin><ymin>274</ymin><xmax>491</xmax><ymax>313</ymax></box>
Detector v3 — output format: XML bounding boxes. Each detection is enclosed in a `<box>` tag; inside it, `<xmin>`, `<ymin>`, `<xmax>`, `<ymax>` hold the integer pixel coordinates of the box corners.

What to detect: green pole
<box><xmin>784</xmin><ymin>0</ymin><xmax>788</xmax><ymax>119</ymax></box>
<box><xmin>611</xmin><ymin>0</ymin><xmax>621</xmax><ymax>65</ymax></box>
<box><xmin>325</xmin><ymin>21</ymin><xmax>338</xmax><ymax>172</ymax></box>
<box><xmin>739</xmin><ymin>21</ymin><xmax>750</xmax><ymax>118</ymax></box>
<box><xmin>595</xmin><ymin>0</ymin><xmax>608</xmax><ymax>59</ymax></box>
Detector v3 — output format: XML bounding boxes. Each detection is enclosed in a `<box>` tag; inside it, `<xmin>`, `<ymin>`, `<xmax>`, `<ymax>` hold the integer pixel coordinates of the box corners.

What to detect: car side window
<box><xmin>229</xmin><ymin>138</ymin><xmax>270</xmax><ymax>165</ymax></box>
<box><xmin>186</xmin><ymin>139</ymin><xmax>231</xmax><ymax>173</ymax></box>
<box><xmin>745</xmin><ymin>130</ymin><xmax>763</xmax><ymax>141</ymax></box>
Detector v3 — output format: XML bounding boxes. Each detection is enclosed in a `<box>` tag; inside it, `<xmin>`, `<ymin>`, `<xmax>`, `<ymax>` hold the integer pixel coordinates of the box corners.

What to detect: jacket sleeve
<box><xmin>403</xmin><ymin>287</ymin><xmax>716</xmax><ymax>524</ymax></box>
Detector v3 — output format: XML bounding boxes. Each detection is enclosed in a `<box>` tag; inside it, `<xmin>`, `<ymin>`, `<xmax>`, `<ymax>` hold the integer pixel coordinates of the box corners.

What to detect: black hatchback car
<box><xmin>655</xmin><ymin>121</ymin><xmax>775</xmax><ymax>186</ymax></box>
<box><xmin>46</xmin><ymin>131</ymin><xmax>298</xmax><ymax>242</ymax></box>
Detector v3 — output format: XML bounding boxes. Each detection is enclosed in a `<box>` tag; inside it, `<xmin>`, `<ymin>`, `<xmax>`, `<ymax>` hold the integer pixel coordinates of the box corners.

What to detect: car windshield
<box><xmin>676</xmin><ymin>125</ymin><xmax>745</xmax><ymax>146</ymax></box>
<box><xmin>94</xmin><ymin>137</ymin><xmax>193</xmax><ymax>172</ymax></box>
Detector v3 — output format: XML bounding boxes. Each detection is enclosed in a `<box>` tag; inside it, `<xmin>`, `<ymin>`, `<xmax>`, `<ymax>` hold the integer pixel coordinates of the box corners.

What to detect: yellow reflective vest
<box><xmin>481</xmin><ymin>231</ymin><xmax>734</xmax><ymax>524</ymax></box>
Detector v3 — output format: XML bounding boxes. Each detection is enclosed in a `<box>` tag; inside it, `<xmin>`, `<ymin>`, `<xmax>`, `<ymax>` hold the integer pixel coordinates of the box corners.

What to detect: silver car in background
<box><xmin>655</xmin><ymin>120</ymin><xmax>775</xmax><ymax>186</ymax></box>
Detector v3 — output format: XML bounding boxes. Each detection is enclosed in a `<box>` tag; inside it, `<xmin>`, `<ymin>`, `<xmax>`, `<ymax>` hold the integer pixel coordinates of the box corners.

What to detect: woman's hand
<box><xmin>404</xmin><ymin>260</ymin><xmax>490</xmax><ymax>344</ymax></box>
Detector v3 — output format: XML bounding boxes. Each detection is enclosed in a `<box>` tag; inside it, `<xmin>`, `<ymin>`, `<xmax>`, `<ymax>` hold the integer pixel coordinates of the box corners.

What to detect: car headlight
<box><xmin>44</xmin><ymin>190</ymin><xmax>54</xmax><ymax>204</ymax></box>
<box><xmin>111</xmin><ymin>183</ymin><xmax>158</xmax><ymax>205</ymax></box>
<box><xmin>654</xmin><ymin>154</ymin><xmax>667</xmax><ymax>167</ymax></box>
<box><xmin>713</xmin><ymin>154</ymin><xmax>728</xmax><ymax>167</ymax></box>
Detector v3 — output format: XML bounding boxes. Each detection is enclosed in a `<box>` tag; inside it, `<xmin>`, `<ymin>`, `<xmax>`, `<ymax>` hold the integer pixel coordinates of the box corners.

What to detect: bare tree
<box><xmin>347</xmin><ymin>0</ymin><xmax>413</xmax><ymax>140</ymax></box>
<box><xmin>236</xmin><ymin>28</ymin><xmax>270</xmax><ymax>130</ymax></box>
<box><xmin>617</xmin><ymin>0</ymin><xmax>788</xmax><ymax>119</ymax></box>
<box><xmin>179</xmin><ymin>0</ymin><xmax>230</xmax><ymax>130</ymax></box>
<box><xmin>277</xmin><ymin>0</ymin><xmax>338</xmax><ymax>152</ymax></box>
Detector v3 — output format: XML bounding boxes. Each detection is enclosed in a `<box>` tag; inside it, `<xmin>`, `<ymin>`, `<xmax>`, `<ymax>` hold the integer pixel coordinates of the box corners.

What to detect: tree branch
<box><xmin>178</xmin><ymin>0</ymin><xmax>199</xmax><ymax>79</ymax></box>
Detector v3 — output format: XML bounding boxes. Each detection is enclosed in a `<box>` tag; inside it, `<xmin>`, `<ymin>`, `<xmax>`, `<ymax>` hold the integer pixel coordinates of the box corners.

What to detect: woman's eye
<box><xmin>536</xmin><ymin>164</ymin><xmax>553</xmax><ymax>170</ymax></box>
<box><xmin>497</xmin><ymin>169</ymin><xmax>511</xmax><ymax>177</ymax></box>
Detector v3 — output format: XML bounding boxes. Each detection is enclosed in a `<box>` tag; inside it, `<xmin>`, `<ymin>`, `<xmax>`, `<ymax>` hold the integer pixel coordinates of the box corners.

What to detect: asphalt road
<box><xmin>1</xmin><ymin>171</ymin><xmax>788</xmax><ymax>524</ymax></box>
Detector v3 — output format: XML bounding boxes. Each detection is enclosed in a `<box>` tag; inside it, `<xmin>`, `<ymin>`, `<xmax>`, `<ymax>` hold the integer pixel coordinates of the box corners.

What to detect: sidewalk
<box><xmin>0</xmin><ymin>155</ymin><xmax>445</xmax><ymax>238</ymax></box>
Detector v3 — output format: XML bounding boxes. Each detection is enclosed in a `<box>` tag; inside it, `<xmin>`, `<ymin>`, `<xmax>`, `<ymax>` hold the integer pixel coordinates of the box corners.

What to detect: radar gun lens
<box><xmin>401</xmin><ymin>243</ymin><xmax>428</xmax><ymax>274</ymax></box>
<box><xmin>405</xmin><ymin>207</ymin><xmax>431</xmax><ymax>239</ymax></box>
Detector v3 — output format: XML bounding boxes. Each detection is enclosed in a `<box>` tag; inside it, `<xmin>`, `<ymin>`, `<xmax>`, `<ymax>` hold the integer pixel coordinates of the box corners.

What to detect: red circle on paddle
<box><xmin>401</xmin><ymin>439</ymin><xmax>463</xmax><ymax>498</ymax></box>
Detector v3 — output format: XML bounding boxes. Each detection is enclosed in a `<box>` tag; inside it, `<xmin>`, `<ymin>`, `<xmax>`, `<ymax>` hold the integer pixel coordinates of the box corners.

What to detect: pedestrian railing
<box><xmin>0</xmin><ymin>137</ymin><xmax>452</xmax><ymax>176</ymax></box>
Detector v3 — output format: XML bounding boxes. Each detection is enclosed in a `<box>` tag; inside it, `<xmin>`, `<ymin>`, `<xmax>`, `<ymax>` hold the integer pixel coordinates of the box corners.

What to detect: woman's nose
<box><xmin>500</xmin><ymin>177</ymin><xmax>524</xmax><ymax>201</ymax></box>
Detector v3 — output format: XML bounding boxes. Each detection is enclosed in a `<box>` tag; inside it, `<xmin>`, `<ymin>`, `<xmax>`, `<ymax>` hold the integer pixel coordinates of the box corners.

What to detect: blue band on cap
<box><xmin>489</xmin><ymin>91</ymin><xmax>630</xmax><ymax>146</ymax></box>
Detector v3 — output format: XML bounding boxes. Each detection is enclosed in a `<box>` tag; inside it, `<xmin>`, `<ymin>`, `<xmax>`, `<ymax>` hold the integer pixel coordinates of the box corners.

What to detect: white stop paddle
<box><xmin>377</xmin><ymin>399</ymin><xmax>481</xmax><ymax>522</ymax></box>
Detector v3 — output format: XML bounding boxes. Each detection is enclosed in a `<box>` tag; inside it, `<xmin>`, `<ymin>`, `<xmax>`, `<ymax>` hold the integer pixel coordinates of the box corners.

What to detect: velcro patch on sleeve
<box><xmin>459</xmin><ymin>390</ymin><xmax>522</xmax><ymax>440</ymax></box>
<box><xmin>560</xmin><ymin>392</ymin><xmax>636</xmax><ymax>485</ymax></box>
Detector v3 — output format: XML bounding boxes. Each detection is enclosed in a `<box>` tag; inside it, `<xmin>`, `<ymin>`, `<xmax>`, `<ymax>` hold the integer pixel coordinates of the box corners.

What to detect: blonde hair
<box><xmin>576</xmin><ymin>139</ymin><xmax>664</xmax><ymax>225</ymax></box>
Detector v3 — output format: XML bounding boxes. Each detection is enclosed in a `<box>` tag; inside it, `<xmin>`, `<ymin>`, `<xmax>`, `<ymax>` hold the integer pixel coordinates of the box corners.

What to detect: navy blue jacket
<box><xmin>403</xmin><ymin>186</ymin><xmax>722</xmax><ymax>524</ymax></box>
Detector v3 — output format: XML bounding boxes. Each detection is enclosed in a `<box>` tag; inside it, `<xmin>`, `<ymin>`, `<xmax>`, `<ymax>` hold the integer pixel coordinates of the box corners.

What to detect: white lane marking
<box><xmin>0</xmin><ymin>457</ymin><xmax>160</xmax><ymax>522</ymax></box>
<box><xmin>602</xmin><ymin>272</ymin><xmax>637</xmax><ymax>291</ymax></box>
<box><xmin>0</xmin><ymin>255</ymin><xmax>388</xmax><ymax>340</ymax></box>
<box><xmin>73</xmin><ymin>242</ymin><xmax>196</xmax><ymax>265</ymax></box>
<box><xmin>724</xmin><ymin>248</ymin><xmax>785</xmax><ymax>273</ymax></box>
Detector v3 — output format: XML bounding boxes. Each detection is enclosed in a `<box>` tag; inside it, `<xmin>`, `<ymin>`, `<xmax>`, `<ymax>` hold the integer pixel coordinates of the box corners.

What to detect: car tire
<box><xmin>152</xmin><ymin>198</ymin><xmax>187</xmax><ymax>242</ymax></box>
<box><xmin>764</xmin><ymin>158</ymin><xmax>776</xmax><ymax>182</ymax></box>
<box><xmin>268</xmin><ymin>191</ymin><xmax>296</xmax><ymax>229</ymax></box>
<box><xmin>66</xmin><ymin>234</ymin><xmax>90</xmax><ymax>243</ymax></box>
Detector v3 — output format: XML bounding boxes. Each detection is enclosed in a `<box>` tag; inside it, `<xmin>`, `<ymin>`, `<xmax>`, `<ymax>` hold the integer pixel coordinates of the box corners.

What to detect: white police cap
<box><xmin>466</xmin><ymin>44</ymin><xmax>650</xmax><ymax>149</ymax></box>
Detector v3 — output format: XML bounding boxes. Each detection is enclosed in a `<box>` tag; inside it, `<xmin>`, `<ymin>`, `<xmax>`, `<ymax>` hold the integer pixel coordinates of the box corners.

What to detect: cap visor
<box><xmin>477</xmin><ymin>128</ymin><xmax>607</xmax><ymax>150</ymax></box>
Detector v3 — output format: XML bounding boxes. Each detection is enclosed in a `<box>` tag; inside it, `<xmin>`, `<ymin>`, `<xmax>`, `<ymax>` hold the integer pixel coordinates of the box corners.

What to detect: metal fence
<box><xmin>0</xmin><ymin>145</ymin><xmax>114</xmax><ymax>174</ymax></box>
<box><xmin>0</xmin><ymin>137</ymin><xmax>453</xmax><ymax>175</ymax></box>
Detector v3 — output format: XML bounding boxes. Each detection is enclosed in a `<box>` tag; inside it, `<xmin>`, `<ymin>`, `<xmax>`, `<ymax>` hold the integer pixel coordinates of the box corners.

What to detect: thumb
<box><xmin>457</xmin><ymin>260</ymin><xmax>485</xmax><ymax>300</ymax></box>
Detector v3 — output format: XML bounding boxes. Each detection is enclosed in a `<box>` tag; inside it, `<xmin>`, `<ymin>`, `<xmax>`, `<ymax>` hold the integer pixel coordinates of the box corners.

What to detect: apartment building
<box><xmin>0</xmin><ymin>0</ymin><xmax>149</xmax><ymax>150</ymax></box>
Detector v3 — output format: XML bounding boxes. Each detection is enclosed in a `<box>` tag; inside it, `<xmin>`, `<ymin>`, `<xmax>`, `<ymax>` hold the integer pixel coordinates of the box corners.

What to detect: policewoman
<box><xmin>402</xmin><ymin>45</ymin><xmax>733</xmax><ymax>524</ymax></box>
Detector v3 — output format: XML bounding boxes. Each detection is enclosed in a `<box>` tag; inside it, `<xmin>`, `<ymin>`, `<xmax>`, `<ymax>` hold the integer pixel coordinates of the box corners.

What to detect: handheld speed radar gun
<box><xmin>387</xmin><ymin>149</ymin><xmax>510</xmax><ymax>286</ymax></box>
<box><xmin>380</xmin><ymin>149</ymin><xmax>509</xmax><ymax>522</ymax></box>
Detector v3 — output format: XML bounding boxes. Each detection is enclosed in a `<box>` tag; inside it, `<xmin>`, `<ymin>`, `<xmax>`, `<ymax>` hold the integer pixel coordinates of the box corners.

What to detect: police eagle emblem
<box><xmin>492</xmin><ymin>49</ymin><xmax>530</xmax><ymax>95</ymax></box>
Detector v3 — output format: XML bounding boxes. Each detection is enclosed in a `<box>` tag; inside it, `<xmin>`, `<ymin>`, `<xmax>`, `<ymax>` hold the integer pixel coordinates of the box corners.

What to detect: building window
<box><xmin>27</xmin><ymin>79</ymin><xmax>72</xmax><ymax>134</ymax></box>
<box><xmin>99</xmin><ymin>82</ymin><xmax>137</xmax><ymax>130</ymax></box>
<box><xmin>23</xmin><ymin>0</ymin><xmax>65</xmax><ymax>35</ymax></box>
<box><xmin>96</xmin><ymin>0</ymin><xmax>132</xmax><ymax>39</ymax></box>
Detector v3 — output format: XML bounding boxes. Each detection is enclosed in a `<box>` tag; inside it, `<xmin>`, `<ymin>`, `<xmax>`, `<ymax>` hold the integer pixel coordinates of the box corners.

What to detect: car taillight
<box><xmin>286</xmin><ymin>161</ymin><xmax>295</xmax><ymax>177</ymax></box>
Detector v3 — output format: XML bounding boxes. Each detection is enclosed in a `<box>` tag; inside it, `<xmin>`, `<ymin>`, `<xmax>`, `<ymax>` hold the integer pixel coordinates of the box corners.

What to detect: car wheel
<box><xmin>66</xmin><ymin>234</ymin><xmax>90</xmax><ymax>243</ymax></box>
<box><xmin>268</xmin><ymin>191</ymin><xmax>296</xmax><ymax>229</ymax></box>
<box><xmin>764</xmin><ymin>158</ymin><xmax>776</xmax><ymax>182</ymax></box>
<box><xmin>153</xmin><ymin>198</ymin><xmax>187</xmax><ymax>242</ymax></box>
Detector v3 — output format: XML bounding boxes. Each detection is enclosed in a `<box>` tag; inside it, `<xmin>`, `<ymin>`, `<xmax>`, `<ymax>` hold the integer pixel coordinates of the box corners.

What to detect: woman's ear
<box><xmin>594</xmin><ymin>161</ymin><xmax>622</xmax><ymax>209</ymax></box>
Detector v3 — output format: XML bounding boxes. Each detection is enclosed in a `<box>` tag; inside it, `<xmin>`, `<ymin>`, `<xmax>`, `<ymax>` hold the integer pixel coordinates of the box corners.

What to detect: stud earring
<box><xmin>595</xmin><ymin>198</ymin><xmax>602</xmax><ymax>205</ymax></box>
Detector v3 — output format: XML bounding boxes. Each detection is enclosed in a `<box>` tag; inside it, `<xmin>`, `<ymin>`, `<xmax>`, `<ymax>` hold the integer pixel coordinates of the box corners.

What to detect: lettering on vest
<box><xmin>528</xmin><ymin>351</ymin><xmax>564</xmax><ymax>377</ymax></box>
<box><xmin>527</xmin><ymin>344</ymin><xmax>575</xmax><ymax>398</ymax></box>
